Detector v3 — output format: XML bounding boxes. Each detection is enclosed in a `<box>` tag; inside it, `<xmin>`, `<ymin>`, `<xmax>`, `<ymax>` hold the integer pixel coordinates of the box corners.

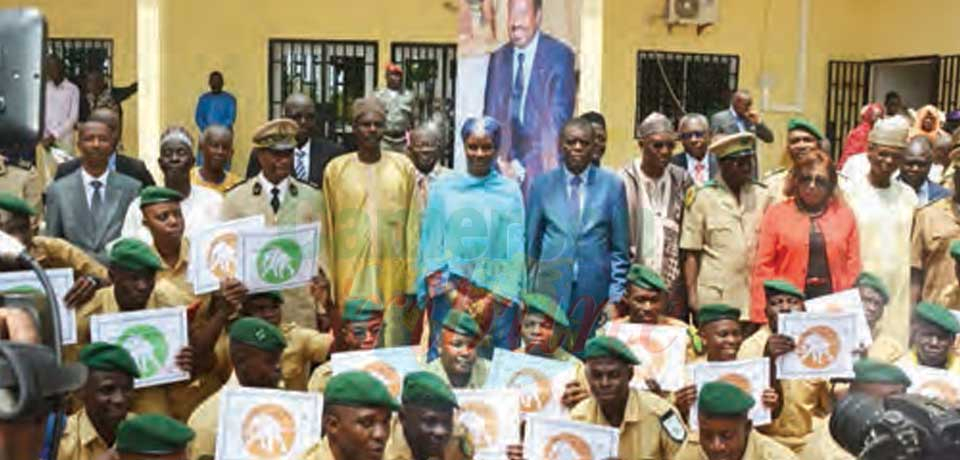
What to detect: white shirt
<box><xmin>294</xmin><ymin>140</ymin><xmax>311</xmax><ymax>179</ymax></box>
<box><xmin>120</xmin><ymin>184</ymin><xmax>224</xmax><ymax>246</ymax></box>
<box><xmin>512</xmin><ymin>31</ymin><xmax>541</xmax><ymax>125</ymax></box>
<box><xmin>80</xmin><ymin>168</ymin><xmax>110</xmax><ymax>209</ymax></box>
<box><xmin>684</xmin><ymin>152</ymin><xmax>711</xmax><ymax>185</ymax></box>
<box><xmin>257</xmin><ymin>173</ymin><xmax>290</xmax><ymax>207</ymax></box>
<box><xmin>44</xmin><ymin>79</ymin><xmax>79</xmax><ymax>142</ymax></box>
<box><xmin>840</xmin><ymin>153</ymin><xmax>872</xmax><ymax>181</ymax></box>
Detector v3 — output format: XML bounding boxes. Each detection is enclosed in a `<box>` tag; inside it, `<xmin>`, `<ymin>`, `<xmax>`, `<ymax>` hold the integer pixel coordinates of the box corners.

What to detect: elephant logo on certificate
<box><xmin>241</xmin><ymin>403</ymin><xmax>297</xmax><ymax>458</ymax></box>
<box><xmin>459</xmin><ymin>400</ymin><xmax>499</xmax><ymax>449</ymax></box>
<box><xmin>543</xmin><ymin>432</ymin><xmax>593</xmax><ymax>460</ymax></box>
<box><xmin>603</xmin><ymin>322</ymin><xmax>688</xmax><ymax>391</ymax></box>
<box><xmin>507</xmin><ymin>368</ymin><xmax>552</xmax><ymax>413</ymax></box>
<box><xmin>718</xmin><ymin>373</ymin><xmax>754</xmax><ymax>394</ymax></box>
<box><xmin>207</xmin><ymin>232</ymin><xmax>239</xmax><ymax>279</ymax></box>
<box><xmin>917</xmin><ymin>380</ymin><xmax>960</xmax><ymax>404</ymax></box>
<box><xmin>362</xmin><ymin>361</ymin><xmax>402</xmax><ymax>398</ymax></box>
<box><xmin>256</xmin><ymin>238</ymin><xmax>303</xmax><ymax>284</ymax></box>
<box><xmin>796</xmin><ymin>325</ymin><xmax>841</xmax><ymax>369</ymax></box>
<box><xmin>777</xmin><ymin>312</ymin><xmax>857</xmax><ymax>379</ymax></box>
<box><xmin>117</xmin><ymin>324</ymin><xmax>168</xmax><ymax>378</ymax></box>
<box><xmin>904</xmin><ymin>365</ymin><xmax>960</xmax><ymax>405</ymax></box>
<box><xmin>454</xmin><ymin>389</ymin><xmax>520</xmax><ymax>458</ymax></box>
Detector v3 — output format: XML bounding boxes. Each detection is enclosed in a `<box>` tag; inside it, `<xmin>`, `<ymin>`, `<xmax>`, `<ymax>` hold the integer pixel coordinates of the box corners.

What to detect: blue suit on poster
<box><xmin>484</xmin><ymin>32</ymin><xmax>575</xmax><ymax>192</ymax></box>
<box><xmin>525</xmin><ymin>165</ymin><xmax>630</xmax><ymax>351</ymax></box>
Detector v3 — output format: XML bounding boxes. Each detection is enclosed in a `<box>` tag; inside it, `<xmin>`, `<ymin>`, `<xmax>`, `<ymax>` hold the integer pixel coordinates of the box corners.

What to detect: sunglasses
<box><xmin>798</xmin><ymin>174</ymin><xmax>831</xmax><ymax>189</ymax></box>
<box><xmin>680</xmin><ymin>131</ymin><xmax>706</xmax><ymax>140</ymax></box>
<box><xmin>649</xmin><ymin>141</ymin><xmax>677</xmax><ymax>151</ymax></box>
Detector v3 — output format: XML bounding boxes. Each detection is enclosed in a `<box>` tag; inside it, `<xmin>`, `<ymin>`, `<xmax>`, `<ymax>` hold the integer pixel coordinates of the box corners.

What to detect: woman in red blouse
<box><xmin>750</xmin><ymin>149</ymin><xmax>862</xmax><ymax>323</ymax></box>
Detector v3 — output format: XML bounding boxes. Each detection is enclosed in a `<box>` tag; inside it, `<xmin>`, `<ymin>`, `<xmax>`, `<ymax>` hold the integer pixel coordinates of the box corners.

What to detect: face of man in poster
<box><xmin>508</xmin><ymin>0</ymin><xmax>542</xmax><ymax>49</ymax></box>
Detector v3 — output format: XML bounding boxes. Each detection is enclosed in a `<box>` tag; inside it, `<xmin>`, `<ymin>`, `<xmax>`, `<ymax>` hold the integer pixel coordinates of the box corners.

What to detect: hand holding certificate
<box><xmin>484</xmin><ymin>349</ymin><xmax>575</xmax><ymax>418</ymax></box>
<box><xmin>90</xmin><ymin>306</ymin><xmax>189</xmax><ymax>388</ymax></box>
<box><xmin>215</xmin><ymin>387</ymin><xmax>323</xmax><ymax>460</ymax></box>
<box><xmin>776</xmin><ymin>312</ymin><xmax>858</xmax><ymax>380</ymax></box>
<box><xmin>603</xmin><ymin>322</ymin><xmax>688</xmax><ymax>391</ymax></box>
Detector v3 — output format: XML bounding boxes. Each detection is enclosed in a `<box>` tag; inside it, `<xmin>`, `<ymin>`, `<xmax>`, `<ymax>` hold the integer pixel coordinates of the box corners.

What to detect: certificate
<box><xmin>90</xmin><ymin>307</ymin><xmax>189</xmax><ymax>388</ymax></box>
<box><xmin>0</xmin><ymin>268</ymin><xmax>76</xmax><ymax>344</ymax></box>
<box><xmin>215</xmin><ymin>387</ymin><xmax>323</xmax><ymax>460</ymax></box>
<box><xmin>902</xmin><ymin>364</ymin><xmax>960</xmax><ymax>405</ymax></box>
<box><xmin>777</xmin><ymin>312</ymin><xmax>857</xmax><ymax>380</ymax></box>
<box><xmin>688</xmin><ymin>358</ymin><xmax>771</xmax><ymax>430</ymax></box>
<box><xmin>484</xmin><ymin>349</ymin><xmax>576</xmax><ymax>418</ymax></box>
<box><xmin>329</xmin><ymin>346</ymin><xmax>423</xmax><ymax>398</ymax></box>
<box><xmin>239</xmin><ymin>223</ymin><xmax>320</xmax><ymax>293</ymax></box>
<box><xmin>524</xmin><ymin>416</ymin><xmax>619</xmax><ymax>460</ymax></box>
<box><xmin>603</xmin><ymin>322</ymin><xmax>688</xmax><ymax>391</ymax></box>
<box><xmin>190</xmin><ymin>216</ymin><xmax>265</xmax><ymax>294</ymax></box>
<box><xmin>805</xmin><ymin>289</ymin><xmax>873</xmax><ymax>349</ymax></box>
<box><xmin>454</xmin><ymin>389</ymin><xmax>520</xmax><ymax>460</ymax></box>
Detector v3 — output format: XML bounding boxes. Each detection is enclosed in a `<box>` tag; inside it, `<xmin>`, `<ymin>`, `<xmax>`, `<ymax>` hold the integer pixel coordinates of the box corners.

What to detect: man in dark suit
<box><xmin>900</xmin><ymin>136</ymin><xmax>952</xmax><ymax>206</ymax></box>
<box><xmin>246</xmin><ymin>93</ymin><xmax>344</xmax><ymax>188</ymax></box>
<box><xmin>670</xmin><ymin>113</ymin><xmax>718</xmax><ymax>186</ymax></box>
<box><xmin>526</xmin><ymin>118</ymin><xmax>630</xmax><ymax>352</ymax></box>
<box><xmin>484</xmin><ymin>0</ymin><xmax>575</xmax><ymax>193</ymax></box>
<box><xmin>709</xmin><ymin>90</ymin><xmax>774</xmax><ymax>143</ymax></box>
<box><xmin>44</xmin><ymin>119</ymin><xmax>141</xmax><ymax>264</ymax></box>
<box><xmin>54</xmin><ymin>108</ymin><xmax>155</xmax><ymax>187</ymax></box>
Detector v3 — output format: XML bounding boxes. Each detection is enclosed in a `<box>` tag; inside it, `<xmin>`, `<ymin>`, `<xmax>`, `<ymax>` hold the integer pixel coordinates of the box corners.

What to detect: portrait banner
<box><xmin>777</xmin><ymin>312</ymin><xmax>857</xmax><ymax>380</ymax></box>
<box><xmin>329</xmin><ymin>346</ymin><xmax>423</xmax><ymax>399</ymax></box>
<box><xmin>484</xmin><ymin>348</ymin><xmax>576</xmax><ymax>418</ymax></box>
<box><xmin>603</xmin><ymin>322</ymin><xmax>688</xmax><ymax>391</ymax></box>
<box><xmin>688</xmin><ymin>358</ymin><xmax>771</xmax><ymax>430</ymax></box>
<box><xmin>804</xmin><ymin>289</ymin><xmax>873</xmax><ymax>349</ymax></box>
<box><xmin>902</xmin><ymin>365</ymin><xmax>960</xmax><ymax>405</ymax></box>
<box><xmin>239</xmin><ymin>223</ymin><xmax>320</xmax><ymax>293</ymax></box>
<box><xmin>215</xmin><ymin>387</ymin><xmax>323</xmax><ymax>460</ymax></box>
<box><xmin>0</xmin><ymin>268</ymin><xmax>76</xmax><ymax>344</ymax></box>
<box><xmin>454</xmin><ymin>389</ymin><xmax>520</xmax><ymax>460</ymax></box>
<box><xmin>190</xmin><ymin>215</ymin><xmax>265</xmax><ymax>294</ymax></box>
<box><xmin>89</xmin><ymin>307</ymin><xmax>189</xmax><ymax>388</ymax></box>
<box><xmin>523</xmin><ymin>415</ymin><xmax>619</xmax><ymax>460</ymax></box>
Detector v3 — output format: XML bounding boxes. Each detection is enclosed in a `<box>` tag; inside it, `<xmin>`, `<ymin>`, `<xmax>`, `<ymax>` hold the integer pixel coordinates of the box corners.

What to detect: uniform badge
<box><xmin>253</xmin><ymin>182</ymin><xmax>262</xmax><ymax>196</ymax></box>
<box><xmin>660</xmin><ymin>410</ymin><xmax>687</xmax><ymax>443</ymax></box>
<box><xmin>684</xmin><ymin>187</ymin><xmax>697</xmax><ymax>209</ymax></box>
<box><xmin>289</xmin><ymin>182</ymin><xmax>298</xmax><ymax>197</ymax></box>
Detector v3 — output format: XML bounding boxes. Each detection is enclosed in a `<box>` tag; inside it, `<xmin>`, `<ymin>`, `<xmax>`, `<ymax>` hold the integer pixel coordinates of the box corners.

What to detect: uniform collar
<box><xmin>79</xmin><ymin>408</ymin><xmax>132</xmax><ymax>447</ymax></box>
<box><xmin>158</xmin><ymin>239</ymin><xmax>190</xmax><ymax>274</ymax></box>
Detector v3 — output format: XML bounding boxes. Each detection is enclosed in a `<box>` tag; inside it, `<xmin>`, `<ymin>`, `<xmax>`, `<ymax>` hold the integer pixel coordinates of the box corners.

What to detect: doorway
<box><xmin>869</xmin><ymin>57</ymin><xmax>939</xmax><ymax>112</ymax></box>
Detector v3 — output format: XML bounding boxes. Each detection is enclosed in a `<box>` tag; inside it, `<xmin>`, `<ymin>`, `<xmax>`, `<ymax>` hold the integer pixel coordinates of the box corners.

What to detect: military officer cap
<box><xmin>252</xmin><ymin>118</ymin><xmax>299</xmax><ymax>151</ymax></box>
<box><xmin>762</xmin><ymin>279</ymin><xmax>805</xmax><ymax>300</ymax></box>
<box><xmin>401</xmin><ymin>371</ymin><xmax>458</xmax><ymax>409</ymax></box>
<box><xmin>325</xmin><ymin>370</ymin><xmax>401</xmax><ymax>411</ymax></box>
<box><xmin>709</xmin><ymin>132</ymin><xmax>756</xmax><ymax>159</ymax></box>
<box><xmin>109</xmin><ymin>238</ymin><xmax>163</xmax><ymax>272</ymax></box>
<box><xmin>698</xmin><ymin>380</ymin><xmax>755</xmax><ymax>416</ymax></box>
<box><xmin>116</xmin><ymin>413</ymin><xmax>195</xmax><ymax>454</ymax></box>
<box><xmin>855</xmin><ymin>272</ymin><xmax>889</xmax><ymax>304</ymax></box>
<box><xmin>787</xmin><ymin>118</ymin><xmax>824</xmax><ymax>141</ymax></box>
<box><xmin>139</xmin><ymin>186</ymin><xmax>184</xmax><ymax>207</ymax></box>
<box><xmin>229</xmin><ymin>317</ymin><xmax>286</xmax><ymax>351</ymax></box>
<box><xmin>914</xmin><ymin>301</ymin><xmax>960</xmax><ymax>335</ymax></box>
<box><xmin>0</xmin><ymin>192</ymin><xmax>35</xmax><ymax>216</ymax></box>
<box><xmin>79</xmin><ymin>342</ymin><xmax>141</xmax><ymax>378</ymax></box>
<box><xmin>521</xmin><ymin>292</ymin><xmax>570</xmax><ymax>328</ymax></box>
<box><xmin>627</xmin><ymin>264</ymin><xmax>667</xmax><ymax>292</ymax></box>
<box><xmin>698</xmin><ymin>303</ymin><xmax>741</xmax><ymax>328</ymax></box>
<box><xmin>341</xmin><ymin>298</ymin><xmax>385</xmax><ymax>323</ymax></box>
<box><xmin>853</xmin><ymin>358</ymin><xmax>912</xmax><ymax>387</ymax></box>
<box><xmin>950</xmin><ymin>240</ymin><xmax>960</xmax><ymax>260</ymax></box>
<box><xmin>583</xmin><ymin>336</ymin><xmax>641</xmax><ymax>365</ymax></box>
<box><xmin>442</xmin><ymin>309</ymin><xmax>483</xmax><ymax>339</ymax></box>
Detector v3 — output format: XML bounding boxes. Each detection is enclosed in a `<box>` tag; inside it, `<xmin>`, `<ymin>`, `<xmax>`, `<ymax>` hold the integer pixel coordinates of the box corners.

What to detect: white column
<box><xmin>578</xmin><ymin>0</ymin><xmax>603</xmax><ymax>112</ymax></box>
<box><xmin>136</xmin><ymin>0</ymin><xmax>162</xmax><ymax>179</ymax></box>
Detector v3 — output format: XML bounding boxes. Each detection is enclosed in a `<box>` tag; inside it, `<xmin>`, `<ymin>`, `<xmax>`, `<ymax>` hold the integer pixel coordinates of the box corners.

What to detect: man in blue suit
<box><xmin>526</xmin><ymin>118</ymin><xmax>630</xmax><ymax>352</ymax></box>
<box><xmin>484</xmin><ymin>0</ymin><xmax>575</xmax><ymax>193</ymax></box>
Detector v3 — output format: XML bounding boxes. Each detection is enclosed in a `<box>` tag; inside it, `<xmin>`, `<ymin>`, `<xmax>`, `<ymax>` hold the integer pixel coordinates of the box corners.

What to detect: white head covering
<box><xmin>636</xmin><ymin>112</ymin><xmax>675</xmax><ymax>139</ymax></box>
<box><xmin>868</xmin><ymin>117</ymin><xmax>910</xmax><ymax>148</ymax></box>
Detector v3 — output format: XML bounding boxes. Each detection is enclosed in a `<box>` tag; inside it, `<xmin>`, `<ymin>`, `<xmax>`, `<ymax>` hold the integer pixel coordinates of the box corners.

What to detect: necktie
<box><xmin>510</xmin><ymin>52</ymin><xmax>525</xmax><ymax>127</ymax></box>
<box><xmin>270</xmin><ymin>187</ymin><xmax>281</xmax><ymax>214</ymax></box>
<box><xmin>294</xmin><ymin>150</ymin><xmax>307</xmax><ymax>180</ymax></box>
<box><xmin>569</xmin><ymin>175</ymin><xmax>582</xmax><ymax>225</ymax></box>
<box><xmin>90</xmin><ymin>180</ymin><xmax>104</xmax><ymax>220</ymax></box>
<box><xmin>694</xmin><ymin>162</ymin><xmax>706</xmax><ymax>183</ymax></box>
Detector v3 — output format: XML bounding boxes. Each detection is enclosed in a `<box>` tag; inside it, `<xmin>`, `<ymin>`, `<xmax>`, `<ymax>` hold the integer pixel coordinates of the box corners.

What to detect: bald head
<box><xmin>906</xmin><ymin>136</ymin><xmax>933</xmax><ymax>157</ymax></box>
<box><xmin>732</xmin><ymin>90</ymin><xmax>753</xmax><ymax>118</ymax></box>
<box><xmin>901</xmin><ymin>136</ymin><xmax>934</xmax><ymax>190</ymax></box>
<box><xmin>283</xmin><ymin>93</ymin><xmax>316</xmax><ymax>144</ymax></box>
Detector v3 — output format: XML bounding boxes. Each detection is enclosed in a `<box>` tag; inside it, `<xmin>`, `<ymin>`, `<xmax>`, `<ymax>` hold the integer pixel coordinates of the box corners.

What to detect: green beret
<box><xmin>442</xmin><ymin>309</ymin><xmax>483</xmax><ymax>339</ymax></box>
<box><xmin>763</xmin><ymin>279</ymin><xmax>805</xmax><ymax>300</ymax></box>
<box><xmin>109</xmin><ymin>238</ymin><xmax>162</xmax><ymax>272</ymax></box>
<box><xmin>698</xmin><ymin>303</ymin><xmax>741</xmax><ymax>328</ymax></box>
<box><xmin>521</xmin><ymin>292</ymin><xmax>569</xmax><ymax>328</ymax></box>
<box><xmin>341</xmin><ymin>298</ymin><xmax>385</xmax><ymax>323</ymax></box>
<box><xmin>116</xmin><ymin>414</ymin><xmax>195</xmax><ymax>454</ymax></box>
<box><xmin>853</xmin><ymin>358</ymin><xmax>911</xmax><ymax>386</ymax></box>
<box><xmin>401</xmin><ymin>371</ymin><xmax>458</xmax><ymax>409</ymax></box>
<box><xmin>325</xmin><ymin>370</ymin><xmax>400</xmax><ymax>411</ymax></box>
<box><xmin>855</xmin><ymin>272</ymin><xmax>889</xmax><ymax>303</ymax></box>
<box><xmin>698</xmin><ymin>380</ymin><xmax>755</xmax><ymax>416</ymax></box>
<box><xmin>229</xmin><ymin>317</ymin><xmax>286</xmax><ymax>352</ymax></box>
<box><xmin>79</xmin><ymin>342</ymin><xmax>140</xmax><ymax>378</ymax></box>
<box><xmin>950</xmin><ymin>240</ymin><xmax>960</xmax><ymax>260</ymax></box>
<box><xmin>710</xmin><ymin>132</ymin><xmax>756</xmax><ymax>159</ymax></box>
<box><xmin>626</xmin><ymin>264</ymin><xmax>667</xmax><ymax>292</ymax></box>
<box><xmin>583</xmin><ymin>336</ymin><xmax>640</xmax><ymax>365</ymax></box>
<box><xmin>787</xmin><ymin>118</ymin><xmax>824</xmax><ymax>141</ymax></box>
<box><xmin>0</xmin><ymin>192</ymin><xmax>35</xmax><ymax>216</ymax></box>
<box><xmin>1</xmin><ymin>286</ymin><xmax>43</xmax><ymax>296</ymax></box>
<box><xmin>139</xmin><ymin>186</ymin><xmax>184</xmax><ymax>207</ymax></box>
<box><xmin>914</xmin><ymin>301</ymin><xmax>960</xmax><ymax>334</ymax></box>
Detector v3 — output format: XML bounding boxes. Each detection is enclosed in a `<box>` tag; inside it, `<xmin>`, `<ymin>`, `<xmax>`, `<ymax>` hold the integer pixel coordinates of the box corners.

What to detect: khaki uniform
<box><xmin>424</xmin><ymin>358</ymin><xmax>490</xmax><ymax>389</ymax></box>
<box><xmin>738</xmin><ymin>326</ymin><xmax>832</xmax><ymax>455</ymax></box>
<box><xmin>298</xmin><ymin>439</ymin><xmax>334</xmax><ymax>460</ymax></box>
<box><xmin>867</xmin><ymin>335</ymin><xmax>906</xmax><ymax>363</ymax></box>
<box><xmin>222</xmin><ymin>177</ymin><xmax>325</xmax><ymax>329</ymax></box>
<box><xmin>156</xmin><ymin>240</ymin><xmax>193</xmax><ymax>300</ymax></box>
<box><xmin>383</xmin><ymin>415</ymin><xmax>473</xmax><ymax>460</ymax></box>
<box><xmin>57</xmin><ymin>409</ymin><xmax>133</xmax><ymax>460</ymax></box>
<box><xmin>811</xmin><ymin>415</ymin><xmax>855</xmax><ymax>460</ymax></box>
<box><xmin>680</xmin><ymin>177</ymin><xmax>768</xmax><ymax>316</ymax></box>
<box><xmin>910</xmin><ymin>198</ymin><xmax>960</xmax><ymax>307</ymax></box>
<box><xmin>570</xmin><ymin>388</ymin><xmax>687</xmax><ymax>460</ymax></box>
<box><xmin>212</xmin><ymin>322</ymin><xmax>333</xmax><ymax>390</ymax></box>
<box><xmin>762</xmin><ymin>168</ymin><xmax>789</xmax><ymax>206</ymax></box>
<box><xmin>307</xmin><ymin>361</ymin><xmax>332</xmax><ymax>393</ymax></box>
<box><xmin>31</xmin><ymin>236</ymin><xmax>108</xmax><ymax>279</ymax></box>
<box><xmin>675</xmin><ymin>429</ymin><xmax>798</xmax><ymax>460</ymax></box>
<box><xmin>0</xmin><ymin>157</ymin><xmax>43</xmax><ymax>228</ymax></box>
<box><xmin>186</xmin><ymin>374</ymin><xmax>240</xmax><ymax>460</ymax></box>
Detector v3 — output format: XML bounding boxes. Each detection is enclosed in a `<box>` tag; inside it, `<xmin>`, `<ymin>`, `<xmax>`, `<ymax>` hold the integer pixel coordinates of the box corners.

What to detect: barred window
<box><xmin>269</xmin><ymin>39</ymin><xmax>378</xmax><ymax>144</ymax></box>
<box><xmin>390</xmin><ymin>42</ymin><xmax>457</xmax><ymax>165</ymax></box>
<box><xmin>635</xmin><ymin>50</ymin><xmax>739</xmax><ymax>135</ymax></box>
<box><xmin>48</xmin><ymin>38</ymin><xmax>113</xmax><ymax>85</ymax></box>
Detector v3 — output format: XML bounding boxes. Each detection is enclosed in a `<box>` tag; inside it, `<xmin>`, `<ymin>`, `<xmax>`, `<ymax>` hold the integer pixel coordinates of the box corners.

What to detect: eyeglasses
<box><xmin>680</xmin><ymin>131</ymin><xmax>706</xmax><ymax>140</ymax></box>
<box><xmin>798</xmin><ymin>174</ymin><xmax>831</xmax><ymax>189</ymax></box>
<box><xmin>649</xmin><ymin>141</ymin><xmax>676</xmax><ymax>151</ymax></box>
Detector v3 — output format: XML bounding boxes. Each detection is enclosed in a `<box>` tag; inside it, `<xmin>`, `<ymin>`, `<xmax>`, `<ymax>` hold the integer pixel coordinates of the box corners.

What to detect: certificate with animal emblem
<box><xmin>901</xmin><ymin>364</ymin><xmax>960</xmax><ymax>405</ymax></box>
<box><xmin>190</xmin><ymin>215</ymin><xmax>265</xmax><ymax>294</ymax></box>
<box><xmin>484</xmin><ymin>349</ymin><xmax>576</xmax><ymax>418</ymax></box>
<box><xmin>215</xmin><ymin>387</ymin><xmax>323</xmax><ymax>460</ymax></box>
<box><xmin>688</xmin><ymin>358</ymin><xmax>771</xmax><ymax>430</ymax></box>
<box><xmin>89</xmin><ymin>307</ymin><xmax>189</xmax><ymax>388</ymax></box>
<box><xmin>454</xmin><ymin>389</ymin><xmax>520</xmax><ymax>460</ymax></box>
<box><xmin>804</xmin><ymin>289</ymin><xmax>873</xmax><ymax>349</ymax></box>
<box><xmin>239</xmin><ymin>223</ymin><xmax>320</xmax><ymax>293</ymax></box>
<box><xmin>777</xmin><ymin>312</ymin><xmax>857</xmax><ymax>380</ymax></box>
<box><xmin>329</xmin><ymin>346</ymin><xmax>423</xmax><ymax>399</ymax></box>
<box><xmin>524</xmin><ymin>416</ymin><xmax>620</xmax><ymax>460</ymax></box>
<box><xmin>0</xmin><ymin>268</ymin><xmax>76</xmax><ymax>344</ymax></box>
<box><xmin>603</xmin><ymin>322</ymin><xmax>688</xmax><ymax>391</ymax></box>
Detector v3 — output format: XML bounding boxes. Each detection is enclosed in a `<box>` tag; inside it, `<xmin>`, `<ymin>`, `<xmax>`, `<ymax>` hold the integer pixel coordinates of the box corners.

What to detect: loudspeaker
<box><xmin>0</xmin><ymin>8</ymin><xmax>46</xmax><ymax>149</ymax></box>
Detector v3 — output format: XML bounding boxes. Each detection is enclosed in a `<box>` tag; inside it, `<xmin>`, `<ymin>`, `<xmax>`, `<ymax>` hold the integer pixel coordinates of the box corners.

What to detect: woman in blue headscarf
<box><xmin>417</xmin><ymin>116</ymin><xmax>526</xmax><ymax>360</ymax></box>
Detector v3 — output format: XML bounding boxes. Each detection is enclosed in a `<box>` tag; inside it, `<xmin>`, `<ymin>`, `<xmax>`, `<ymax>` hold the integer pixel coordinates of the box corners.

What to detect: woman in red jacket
<box><xmin>750</xmin><ymin>149</ymin><xmax>861</xmax><ymax>323</ymax></box>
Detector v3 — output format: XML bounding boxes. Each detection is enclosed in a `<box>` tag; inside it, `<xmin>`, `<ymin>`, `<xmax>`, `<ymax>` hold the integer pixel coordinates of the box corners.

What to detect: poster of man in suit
<box><xmin>456</xmin><ymin>0</ymin><xmax>580</xmax><ymax>193</ymax></box>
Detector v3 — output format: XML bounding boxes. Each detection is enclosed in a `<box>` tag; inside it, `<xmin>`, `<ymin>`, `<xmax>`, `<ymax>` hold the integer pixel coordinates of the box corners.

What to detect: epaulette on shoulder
<box><xmin>292</xmin><ymin>177</ymin><xmax>320</xmax><ymax>190</ymax></box>
<box><xmin>224</xmin><ymin>178</ymin><xmax>251</xmax><ymax>193</ymax></box>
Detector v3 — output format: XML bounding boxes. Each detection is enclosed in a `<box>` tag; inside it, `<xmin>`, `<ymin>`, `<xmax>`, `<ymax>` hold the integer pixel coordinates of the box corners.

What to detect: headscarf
<box><xmin>839</xmin><ymin>103</ymin><xmax>883</xmax><ymax>169</ymax></box>
<box><xmin>910</xmin><ymin>105</ymin><xmax>943</xmax><ymax>143</ymax></box>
